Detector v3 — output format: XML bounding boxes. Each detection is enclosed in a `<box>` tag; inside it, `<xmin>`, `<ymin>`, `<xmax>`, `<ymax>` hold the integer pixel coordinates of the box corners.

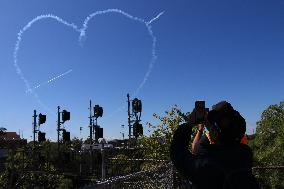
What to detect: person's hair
<box><xmin>207</xmin><ymin>101</ymin><xmax>246</xmax><ymax>144</ymax></box>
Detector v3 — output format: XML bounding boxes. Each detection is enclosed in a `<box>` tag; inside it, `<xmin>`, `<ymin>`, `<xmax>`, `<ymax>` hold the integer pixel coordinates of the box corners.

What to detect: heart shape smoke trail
<box><xmin>13</xmin><ymin>9</ymin><xmax>164</xmax><ymax>115</ymax></box>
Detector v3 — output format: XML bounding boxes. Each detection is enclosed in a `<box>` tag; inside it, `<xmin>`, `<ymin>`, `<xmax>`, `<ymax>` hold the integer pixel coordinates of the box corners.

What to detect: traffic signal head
<box><xmin>38</xmin><ymin>131</ymin><xmax>46</xmax><ymax>142</ymax></box>
<box><xmin>133</xmin><ymin>121</ymin><xmax>143</xmax><ymax>138</ymax></box>
<box><xmin>132</xmin><ymin>98</ymin><xmax>142</xmax><ymax>113</ymax></box>
<box><xmin>94</xmin><ymin>105</ymin><xmax>103</xmax><ymax>118</ymax></box>
<box><xmin>38</xmin><ymin>113</ymin><xmax>46</xmax><ymax>125</ymax></box>
<box><xmin>62</xmin><ymin>110</ymin><xmax>70</xmax><ymax>122</ymax></box>
<box><xmin>95</xmin><ymin>127</ymin><xmax>103</xmax><ymax>140</ymax></box>
<box><xmin>63</xmin><ymin>129</ymin><xmax>70</xmax><ymax>142</ymax></box>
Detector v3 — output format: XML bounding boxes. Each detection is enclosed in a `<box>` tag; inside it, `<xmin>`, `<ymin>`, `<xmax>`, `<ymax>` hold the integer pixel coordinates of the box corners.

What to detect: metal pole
<box><xmin>89</xmin><ymin>100</ymin><xmax>93</xmax><ymax>143</ymax></box>
<box><xmin>95</xmin><ymin>117</ymin><xmax>98</xmax><ymax>142</ymax></box>
<box><xmin>89</xmin><ymin>100</ymin><xmax>93</xmax><ymax>174</ymax></box>
<box><xmin>127</xmin><ymin>94</ymin><xmax>131</xmax><ymax>146</ymax></box>
<box><xmin>79</xmin><ymin>151</ymin><xmax>82</xmax><ymax>176</ymax></box>
<box><xmin>33</xmin><ymin>110</ymin><xmax>37</xmax><ymax>148</ymax></box>
<box><xmin>57</xmin><ymin>106</ymin><xmax>60</xmax><ymax>154</ymax></box>
<box><xmin>101</xmin><ymin>149</ymin><xmax>105</xmax><ymax>180</ymax></box>
<box><xmin>121</xmin><ymin>125</ymin><xmax>125</xmax><ymax>140</ymax></box>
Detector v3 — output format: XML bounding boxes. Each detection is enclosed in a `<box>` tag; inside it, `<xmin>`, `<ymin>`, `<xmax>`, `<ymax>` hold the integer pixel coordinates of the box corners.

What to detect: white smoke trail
<box><xmin>26</xmin><ymin>69</ymin><xmax>73</xmax><ymax>93</ymax></box>
<box><xmin>14</xmin><ymin>10</ymin><xmax>163</xmax><ymax>116</ymax></box>
<box><xmin>14</xmin><ymin>14</ymin><xmax>80</xmax><ymax>114</ymax></box>
<box><xmin>79</xmin><ymin>9</ymin><xmax>164</xmax><ymax>120</ymax></box>
<box><xmin>79</xmin><ymin>9</ymin><xmax>146</xmax><ymax>42</ymax></box>
<box><xmin>147</xmin><ymin>11</ymin><xmax>165</xmax><ymax>25</ymax></box>
<box><xmin>79</xmin><ymin>9</ymin><xmax>163</xmax><ymax>96</ymax></box>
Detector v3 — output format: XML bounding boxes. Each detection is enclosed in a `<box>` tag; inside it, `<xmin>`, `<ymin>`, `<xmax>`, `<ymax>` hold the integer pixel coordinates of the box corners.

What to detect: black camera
<box><xmin>191</xmin><ymin>101</ymin><xmax>209</xmax><ymax>124</ymax></box>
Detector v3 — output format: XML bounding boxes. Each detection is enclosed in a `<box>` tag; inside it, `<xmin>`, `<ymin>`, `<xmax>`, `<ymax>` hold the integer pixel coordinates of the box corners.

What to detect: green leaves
<box><xmin>253</xmin><ymin>101</ymin><xmax>284</xmax><ymax>188</ymax></box>
<box><xmin>139</xmin><ymin>105</ymin><xmax>190</xmax><ymax>166</ymax></box>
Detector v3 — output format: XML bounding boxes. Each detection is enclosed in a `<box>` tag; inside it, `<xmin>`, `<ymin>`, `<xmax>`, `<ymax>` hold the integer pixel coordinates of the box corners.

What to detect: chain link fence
<box><xmin>83</xmin><ymin>162</ymin><xmax>176</xmax><ymax>189</ymax></box>
<box><xmin>83</xmin><ymin>162</ymin><xmax>284</xmax><ymax>189</ymax></box>
<box><xmin>3</xmin><ymin>147</ymin><xmax>284</xmax><ymax>188</ymax></box>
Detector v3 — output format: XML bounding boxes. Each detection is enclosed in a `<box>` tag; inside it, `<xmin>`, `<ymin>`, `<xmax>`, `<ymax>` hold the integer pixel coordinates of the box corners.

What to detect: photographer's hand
<box><xmin>192</xmin><ymin>124</ymin><xmax>205</xmax><ymax>154</ymax></box>
<box><xmin>197</xmin><ymin>124</ymin><xmax>205</xmax><ymax>132</ymax></box>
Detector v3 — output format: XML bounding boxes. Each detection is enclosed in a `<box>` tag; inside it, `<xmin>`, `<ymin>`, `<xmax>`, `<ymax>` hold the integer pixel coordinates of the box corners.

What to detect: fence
<box><xmin>85</xmin><ymin>163</ymin><xmax>284</xmax><ymax>189</ymax></box>
<box><xmin>2</xmin><ymin>147</ymin><xmax>284</xmax><ymax>188</ymax></box>
<box><xmin>83</xmin><ymin>162</ymin><xmax>175</xmax><ymax>189</ymax></box>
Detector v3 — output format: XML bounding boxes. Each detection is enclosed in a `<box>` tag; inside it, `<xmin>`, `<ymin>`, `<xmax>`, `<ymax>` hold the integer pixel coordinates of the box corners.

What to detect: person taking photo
<box><xmin>170</xmin><ymin>101</ymin><xmax>260</xmax><ymax>189</ymax></box>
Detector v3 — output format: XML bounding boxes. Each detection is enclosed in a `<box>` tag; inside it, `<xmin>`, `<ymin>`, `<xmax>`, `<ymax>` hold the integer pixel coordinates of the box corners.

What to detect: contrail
<box><xmin>79</xmin><ymin>9</ymin><xmax>164</xmax><ymax>96</ymax></box>
<box><xmin>147</xmin><ymin>11</ymin><xmax>165</xmax><ymax>25</ymax></box>
<box><xmin>14</xmin><ymin>14</ymin><xmax>80</xmax><ymax>115</ymax></box>
<box><xmin>26</xmin><ymin>69</ymin><xmax>73</xmax><ymax>93</ymax></box>
<box><xmin>13</xmin><ymin>9</ymin><xmax>164</xmax><ymax>114</ymax></box>
<box><xmin>79</xmin><ymin>9</ymin><xmax>164</xmax><ymax>119</ymax></box>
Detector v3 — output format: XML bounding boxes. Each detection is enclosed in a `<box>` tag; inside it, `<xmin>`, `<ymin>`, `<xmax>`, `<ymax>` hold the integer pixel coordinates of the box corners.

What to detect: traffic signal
<box><xmin>38</xmin><ymin>131</ymin><xmax>46</xmax><ymax>142</ymax></box>
<box><xmin>95</xmin><ymin>127</ymin><xmax>103</xmax><ymax>140</ymax></box>
<box><xmin>94</xmin><ymin>105</ymin><xmax>103</xmax><ymax>118</ymax></box>
<box><xmin>132</xmin><ymin>98</ymin><xmax>142</xmax><ymax>113</ymax></box>
<box><xmin>133</xmin><ymin>121</ymin><xmax>143</xmax><ymax>138</ymax></box>
<box><xmin>63</xmin><ymin>129</ymin><xmax>70</xmax><ymax>142</ymax></box>
<box><xmin>62</xmin><ymin>110</ymin><xmax>70</xmax><ymax>122</ymax></box>
<box><xmin>38</xmin><ymin>113</ymin><xmax>46</xmax><ymax>125</ymax></box>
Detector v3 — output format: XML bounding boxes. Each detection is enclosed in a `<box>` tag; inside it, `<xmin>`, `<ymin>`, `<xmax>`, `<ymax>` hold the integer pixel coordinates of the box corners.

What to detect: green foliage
<box><xmin>138</xmin><ymin>106</ymin><xmax>190</xmax><ymax>169</ymax></box>
<box><xmin>109</xmin><ymin>154</ymin><xmax>132</xmax><ymax>175</ymax></box>
<box><xmin>0</xmin><ymin>165</ymin><xmax>73</xmax><ymax>189</ymax></box>
<box><xmin>0</xmin><ymin>127</ymin><xmax>7</xmax><ymax>136</ymax></box>
<box><xmin>253</xmin><ymin>101</ymin><xmax>284</xmax><ymax>188</ymax></box>
<box><xmin>57</xmin><ymin>178</ymin><xmax>73</xmax><ymax>189</ymax></box>
<box><xmin>16</xmin><ymin>171</ymin><xmax>68</xmax><ymax>189</ymax></box>
<box><xmin>0</xmin><ymin>171</ymin><xmax>9</xmax><ymax>188</ymax></box>
<box><xmin>0</xmin><ymin>140</ymin><xmax>78</xmax><ymax>188</ymax></box>
<box><xmin>70</xmin><ymin>137</ymin><xmax>83</xmax><ymax>151</ymax></box>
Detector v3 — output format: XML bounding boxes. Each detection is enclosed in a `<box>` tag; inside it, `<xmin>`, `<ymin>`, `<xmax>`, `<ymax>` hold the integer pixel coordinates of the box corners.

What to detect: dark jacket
<box><xmin>170</xmin><ymin>123</ymin><xmax>259</xmax><ymax>189</ymax></box>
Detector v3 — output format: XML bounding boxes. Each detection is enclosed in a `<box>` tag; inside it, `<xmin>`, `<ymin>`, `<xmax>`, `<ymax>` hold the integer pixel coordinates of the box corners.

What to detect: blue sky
<box><xmin>0</xmin><ymin>0</ymin><xmax>283</xmax><ymax>141</ymax></box>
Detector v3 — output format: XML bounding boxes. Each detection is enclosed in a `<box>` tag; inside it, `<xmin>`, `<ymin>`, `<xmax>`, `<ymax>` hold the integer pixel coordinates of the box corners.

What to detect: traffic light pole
<box><xmin>127</xmin><ymin>94</ymin><xmax>132</xmax><ymax>147</ymax></box>
<box><xmin>33</xmin><ymin>110</ymin><xmax>37</xmax><ymax>148</ymax></box>
<box><xmin>94</xmin><ymin>117</ymin><xmax>98</xmax><ymax>142</ymax></box>
<box><xmin>89</xmin><ymin>101</ymin><xmax>93</xmax><ymax>144</ymax></box>
<box><xmin>89</xmin><ymin>100</ymin><xmax>93</xmax><ymax>174</ymax></box>
<box><xmin>57</xmin><ymin>106</ymin><xmax>60</xmax><ymax>154</ymax></box>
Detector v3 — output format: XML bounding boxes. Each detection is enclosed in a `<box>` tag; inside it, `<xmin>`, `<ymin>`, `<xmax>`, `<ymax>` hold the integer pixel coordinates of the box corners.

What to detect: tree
<box><xmin>0</xmin><ymin>140</ymin><xmax>75</xmax><ymax>188</ymax></box>
<box><xmin>70</xmin><ymin>137</ymin><xmax>83</xmax><ymax>152</ymax></box>
<box><xmin>252</xmin><ymin>101</ymin><xmax>284</xmax><ymax>188</ymax></box>
<box><xmin>138</xmin><ymin>105</ymin><xmax>191</xmax><ymax>169</ymax></box>
<box><xmin>0</xmin><ymin>127</ymin><xmax>7</xmax><ymax>136</ymax></box>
